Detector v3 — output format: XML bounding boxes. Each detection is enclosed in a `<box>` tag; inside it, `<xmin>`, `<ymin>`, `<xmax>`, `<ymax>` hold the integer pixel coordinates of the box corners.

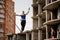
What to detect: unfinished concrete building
<box><xmin>7</xmin><ymin>0</ymin><xmax>60</xmax><ymax>40</ymax></box>
<box><xmin>32</xmin><ymin>0</ymin><xmax>60</xmax><ymax>40</ymax></box>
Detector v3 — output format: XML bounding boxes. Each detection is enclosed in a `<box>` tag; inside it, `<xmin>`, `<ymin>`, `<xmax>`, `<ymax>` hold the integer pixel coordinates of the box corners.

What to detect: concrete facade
<box><xmin>32</xmin><ymin>0</ymin><xmax>60</xmax><ymax>40</ymax></box>
<box><xmin>0</xmin><ymin>0</ymin><xmax>15</xmax><ymax>40</ymax></box>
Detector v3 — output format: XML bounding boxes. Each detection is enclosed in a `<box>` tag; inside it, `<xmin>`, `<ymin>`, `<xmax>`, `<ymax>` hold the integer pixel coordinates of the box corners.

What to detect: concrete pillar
<box><xmin>46</xmin><ymin>0</ymin><xmax>49</xmax><ymax>5</ymax></box>
<box><xmin>38</xmin><ymin>4</ymin><xmax>42</xmax><ymax>27</ymax></box>
<box><xmin>31</xmin><ymin>31</ymin><xmax>34</xmax><ymax>40</ymax></box>
<box><xmin>38</xmin><ymin>30</ymin><xmax>42</xmax><ymax>40</ymax></box>
<box><xmin>51</xmin><ymin>12</ymin><xmax>53</xmax><ymax>20</ymax></box>
<box><xmin>12</xmin><ymin>35</ymin><xmax>16</xmax><ymax>40</ymax></box>
<box><xmin>45</xmin><ymin>10</ymin><xmax>50</xmax><ymax>39</ymax></box>
<box><xmin>38</xmin><ymin>3</ymin><xmax>43</xmax><ymax>40</ymax></box>
<box><xmin>46</xmin><ymin>10</ymin><xmax>51</xmax><ymax>21</ymax></box>
<box><xmin>46</xmin><ymin>26</ymin><xmax>48</xmax><ymax>39</ymax></box>
<box><xmin>10</xmin><ymin>37</ymin><xmax>12</xmax><ymax>40</ymax></box>
<box><xmin>31</xmin><ymin>30</ymin><xmax>38</xmax><ymax>40</ymax></box>
<box><xmin>10</xmin><ymin>37</ymin><xmax>11</xmax><ymax>40</ymax></box>
<box><xmin>11</xmin><ymin>37</ymin><xmax>12</xmax><ymax>40</ymax></box>
<box><xmin>38</xmin><ymin>17</ymin><xmax>42</xmax><ymax>27</ymax></box>
<box><xmin>26</xmin><ymin>33</ymin><xmax>29</xmax><ymax>40</ymax></box>
<box><xmin>46</xmin><ymin>10</ymin><xmax>48</xmax><ymax>21</ymax></box>
<box><xmin>38</xmin><ymin>4</ymin><xmax>42</xmax><ymax>14</ymax></box>
<box><xmin>46</xmin><ymin>0</ymin><xmax>47</xmax><ymax>5</ymax></box>
<box><xmin>51</xmin><ymin>0</ymin><xmax>52</xmax><ymax>2</ymax></box>
<box><xmin>38</xmin><ymin>17</ymin><xmax>42</xmax><ymax>40</ymax></box>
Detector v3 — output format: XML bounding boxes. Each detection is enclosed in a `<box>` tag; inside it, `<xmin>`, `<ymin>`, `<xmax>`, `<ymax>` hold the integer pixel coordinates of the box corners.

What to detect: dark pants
<box><xmin>21</xmin><ymin>20</ymin><xmax>26</xmax><ymax>31</ymax></box>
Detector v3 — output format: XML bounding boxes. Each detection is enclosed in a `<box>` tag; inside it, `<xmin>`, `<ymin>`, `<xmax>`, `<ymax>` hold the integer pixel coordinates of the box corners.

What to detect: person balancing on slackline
<box><xmin>16</xmin><ymin>8</ymin><xmax>30</xmax><ymax>32</ymax></box>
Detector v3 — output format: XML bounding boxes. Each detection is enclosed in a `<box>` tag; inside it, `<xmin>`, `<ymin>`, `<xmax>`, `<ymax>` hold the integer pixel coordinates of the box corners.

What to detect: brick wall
<box><xmin>5</xmin><ymin>0</ymin><xmax>15</xmax><ymax>34</ymax></box>
<box><xmin>4</xmin><ymin>0</ymin><xmax>15</xmax><ymax>40</ymax></box>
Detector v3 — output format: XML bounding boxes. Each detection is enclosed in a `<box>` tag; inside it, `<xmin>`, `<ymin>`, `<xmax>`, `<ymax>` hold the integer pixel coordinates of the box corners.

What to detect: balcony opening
<box><xmin>57</xmin><ymin>7</ymin><xmax>60</xmax><ymax>19</ymax></box>
<box><xmin>33</xmin><ymin>7</ymin><xmax>38</xmax><ymax>16</ymax></box>
<box><xmin>47</xmin><ymin>26</ymin><xmax>51</xmax><ymax>38</ymax></box>
<box><xmin>48</xmin><ymin>25</ymin><xmax>58</xmax><ymax>38</ymax></box>
<box><xmin>52</xmin><ymin>8</ymin><xmax>58</xmax><ymax>19</ymax></box>
<box><xmin>33</xmin><ymin>19</ymin><xmax>38</xmax><ymax>29</ymax></box>
<box><xmin>46</xmin><ymin>11</ymin><xmax>51</xmax><ymax>21</ymax></box>
<box><xmin>49</xmin><ymin>0</ymin><xmax>51</xmax><ymax>3</ymax></box>
<box><xmin>42</xmin><ymin>18</ymin><xmax>46</xmax><ymax>26</ymax></box>
<box><xmin>29</xmin><ymin>34</ymin><xmax>31</xmax><ymax>40</ymax></box>
<box><xmin>57</xmin><ymin>25</ymin><xmax>60</xmax><ymax>38</ymax></box>
<box><xmin>42</xmin><ymin>2</ymin><xmax>45</xmax><ymax>11</ymax></box>
<box><xmin>51</xmin><ymin>25</ymin><xmax>58</xmax><ymax>38</ymax></box>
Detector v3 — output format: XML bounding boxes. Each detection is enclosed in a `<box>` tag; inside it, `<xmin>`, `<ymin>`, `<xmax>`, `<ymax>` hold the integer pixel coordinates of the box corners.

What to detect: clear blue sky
<box><xmin>13</xmin><ymin>0</ymin><xmax>33</xmax><ymax>33</ymax></box>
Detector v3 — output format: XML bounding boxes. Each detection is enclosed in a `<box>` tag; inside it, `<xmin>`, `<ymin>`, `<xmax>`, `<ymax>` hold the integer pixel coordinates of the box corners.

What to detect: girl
<box><xmin>16</xmin><ymin>8</ymin><xmax>30</xmax><ymax>32</ymax></box>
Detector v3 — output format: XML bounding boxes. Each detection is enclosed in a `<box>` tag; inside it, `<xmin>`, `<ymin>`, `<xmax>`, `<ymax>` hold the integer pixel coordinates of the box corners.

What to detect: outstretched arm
<box><xmin>16</xmin><ymin>14</ymin><xmax>22</xmax><ymax>16</ymax></box>
<box><xmin>26</xmin><ymin>8</ymin><xmax>30</xmax><ymax>15</ymax></box>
